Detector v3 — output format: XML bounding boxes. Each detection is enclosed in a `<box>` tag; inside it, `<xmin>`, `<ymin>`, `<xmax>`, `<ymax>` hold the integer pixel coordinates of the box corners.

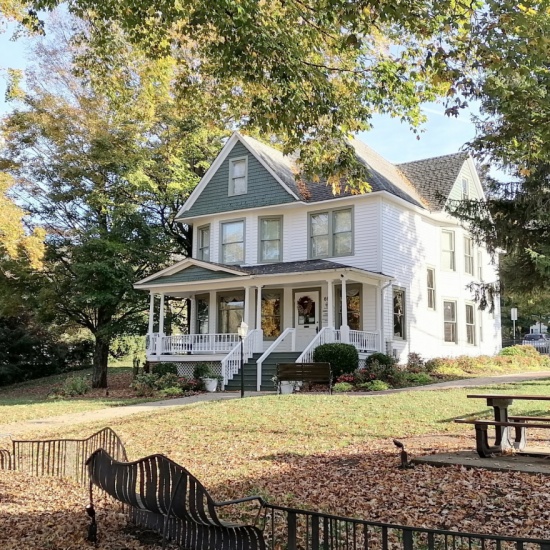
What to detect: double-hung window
<box><xmin>444</xmin><ymin>300</ymin><xmax>457</xmax><ymax>343</ymax></box>
<box><xmin>229</xmin><ymin>157</ymin><xmax>248</xmax><ymax>196</ymax></box>
<box><xmin>221</xmin><ymin>220</ymin><xmax>245</xmax><ymax>264</ymax></box>
<box><xmin>259</xmin><ymin>217</ymin><xmax>282</xmax><ymax>262</ymax></box>
<box><xmin>441</xmin><ymin>230</ymin><xmax>455</xmax><ymax>271</ymax></box>
<box><xmin>427</xmin><ymin>268</ymin><xmax>435</xmax><ymax>310</ymax></box>
<box><xmin>464</xmin><ymin>236</ymin><xmax>474</xmax><ymax>275</ymax></box>
<box><xmin>466</xmin><ymin>303</ymin><xmax>476</xmax><ymax>345</ymax></box>
<box><xmin>310</xmin><ymin>208</ymin><xmax>353</xmax><ymax>258</ymax></box>
<box><xmin>393</xmin><ymin>288</ymin><xmax>406</xmax><ymax>340</ymax></box>
<box><xmin>197</xmin><ymin>225</ymin><xmax>210</xmax><ymax>261</ymax></box>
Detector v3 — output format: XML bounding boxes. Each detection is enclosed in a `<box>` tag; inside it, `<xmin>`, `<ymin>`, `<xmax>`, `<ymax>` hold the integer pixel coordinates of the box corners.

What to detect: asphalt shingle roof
<box><xmin>397</xmin><ymin>152</ymin><xmax>470</xmax><ymax>210</ymax></box>
<box><xmin>239</xmin><ymin>134</ymin><xmax>468</xmax><ymax>210</ymax></box>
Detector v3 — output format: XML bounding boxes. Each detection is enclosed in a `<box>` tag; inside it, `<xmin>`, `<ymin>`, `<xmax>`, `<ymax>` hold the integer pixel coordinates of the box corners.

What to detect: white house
<box><xmin>135</xmin><ymin>132</ymin><xmax>501</xmax><ymax>390</ymax></box>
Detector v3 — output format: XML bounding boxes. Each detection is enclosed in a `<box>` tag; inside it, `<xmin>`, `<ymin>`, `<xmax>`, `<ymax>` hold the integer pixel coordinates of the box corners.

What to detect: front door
<box><xmin>295</xmin><ymin>291</ymin><xmax>319</xmax><ymax>350</ymax></box>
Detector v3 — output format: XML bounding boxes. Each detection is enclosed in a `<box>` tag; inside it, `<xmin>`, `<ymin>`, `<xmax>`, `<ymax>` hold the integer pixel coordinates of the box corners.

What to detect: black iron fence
<box><xmin>262</xmin><ymin>504</ymin><xmax>550</xmax><ymax>550</ymax></box>
<box><xmin>1</xmin><ymin>427</ymin><xmax>127</xmax><ymax>484</ymax></box>
<box><xmin>2</xmin><ymin>429</ymin><xmax>550</xmax><ymax>550</ymax></box>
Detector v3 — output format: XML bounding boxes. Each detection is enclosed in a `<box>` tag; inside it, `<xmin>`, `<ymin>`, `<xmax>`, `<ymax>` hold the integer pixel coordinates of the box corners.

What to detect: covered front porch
<box><xmin>135</xmin><ymin>259</ymin><xmax>393</xmax><ymax>388</ymax></box>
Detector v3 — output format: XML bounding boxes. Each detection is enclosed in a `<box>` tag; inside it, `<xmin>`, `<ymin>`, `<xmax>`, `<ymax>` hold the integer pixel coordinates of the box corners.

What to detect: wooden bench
<box><xmin>86</xmin><ymin>448</ymin><xmax>266</xmax><ymax>550</ymax></box>
<box><xmin>276</xmin><ymin>362</ymin><xmax>332</xmax><ymax>394</ymax></box>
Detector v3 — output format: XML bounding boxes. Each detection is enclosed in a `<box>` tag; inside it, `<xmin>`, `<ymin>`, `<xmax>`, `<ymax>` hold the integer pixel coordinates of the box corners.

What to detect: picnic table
<box><xmin>455</xmin><ymin>394</ymin><xmax>550</xmax><ymax>457</ymax></box>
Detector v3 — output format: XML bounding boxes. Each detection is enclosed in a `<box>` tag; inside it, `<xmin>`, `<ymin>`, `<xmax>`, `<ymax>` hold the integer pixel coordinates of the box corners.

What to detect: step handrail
<box><xmin>296</xmin><ymin>327</ymin><xmax>336</xmax><ymax>363</ymax></box>
<box><xmin>255</xmin><ymin>328</ymin><xmax>296</xmax><ymax>391</ymax></box>
<box><xmin>220</xmin><ymin>329</ymin><xmax>261</xmax><ymax>386</ymax></box>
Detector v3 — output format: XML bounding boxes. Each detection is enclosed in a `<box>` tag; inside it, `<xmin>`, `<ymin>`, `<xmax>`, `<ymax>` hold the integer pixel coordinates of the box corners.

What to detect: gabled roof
<box><xmin>397</xmin><ymin>152</ymin><xmax>470</xmax><ymax>210</ymax></box>
<box><xmin>178</xmin><ymin>132</ymin><xmax>472</xmax><ymax>219</ymax></box>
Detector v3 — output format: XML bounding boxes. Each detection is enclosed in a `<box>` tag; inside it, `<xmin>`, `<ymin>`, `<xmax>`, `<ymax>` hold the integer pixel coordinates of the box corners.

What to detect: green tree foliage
<box><xmin>445</xmin><ymin>1</ymin><xmax>550</xmax><ymax>306</ymax></box>
<box><xmin>21</xmin><ymin>0</ymin><xmax>480</xmax><ymax>190</ymax></box>
<box><xmin>0</xmin><ymin>19</ymin><xmax>224</xmax><ymax>387</ymax></box>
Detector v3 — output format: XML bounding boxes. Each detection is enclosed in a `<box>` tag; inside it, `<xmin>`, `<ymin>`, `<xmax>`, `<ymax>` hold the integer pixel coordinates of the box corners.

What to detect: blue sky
<box><xmin>0</xmin><ymin>25</ymin><xmax>477</xmax><ymax>164</ymax></box>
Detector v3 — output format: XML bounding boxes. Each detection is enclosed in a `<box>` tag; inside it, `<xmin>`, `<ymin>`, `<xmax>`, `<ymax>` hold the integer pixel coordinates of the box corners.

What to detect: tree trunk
<box><xmin>92</xmin><ymin>335</ymin><xmax>110</xmax><ymax>388</ymax></box>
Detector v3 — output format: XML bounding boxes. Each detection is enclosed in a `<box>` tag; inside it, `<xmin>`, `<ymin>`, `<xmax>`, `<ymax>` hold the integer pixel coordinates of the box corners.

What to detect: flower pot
<box><xmin>279</xmin><ymin>381</ymin><xmax>294</xmax><ymax>395</ymax></box>
<box><xmin>202</xmin><ymin>377</ymin><xmax>218</xmax><ymax>392</ymax></box>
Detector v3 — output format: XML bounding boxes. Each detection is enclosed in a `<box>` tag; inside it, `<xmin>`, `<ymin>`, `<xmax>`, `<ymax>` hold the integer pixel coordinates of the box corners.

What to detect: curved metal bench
<box><xmin>86</xmin><ymin>449</ymin><xmax>266</xmax><ymax>550</ymax></box>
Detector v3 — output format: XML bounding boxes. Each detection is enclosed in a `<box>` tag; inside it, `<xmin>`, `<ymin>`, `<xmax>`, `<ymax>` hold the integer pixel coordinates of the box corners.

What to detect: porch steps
<box><xmin>224</xmin><ymin>352</ymin><xmax>301</xmax><ymax>392</ymax></box>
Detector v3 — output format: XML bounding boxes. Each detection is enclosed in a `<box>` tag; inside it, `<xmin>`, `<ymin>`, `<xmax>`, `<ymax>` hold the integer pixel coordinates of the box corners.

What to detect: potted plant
<box><xmin>272</xmin><ymin>376</ymin><xmax>296</xmax><ymax>395</ymax></box>
<box><xmin>194</xmin><ymin>363</ymin><xmax>221</xmax><ymax>392</ymax></box>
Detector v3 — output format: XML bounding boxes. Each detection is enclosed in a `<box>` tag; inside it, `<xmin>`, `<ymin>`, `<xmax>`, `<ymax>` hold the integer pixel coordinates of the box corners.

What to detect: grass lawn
<box><xmin>4</xmin><ymin>378</ymin><xmax>550</xmax><ymax>543</ymax></box>
<box><xmin>0</xmin><ymin>365</ymin><xmax>158</xmax><ymax>426</ymax></box>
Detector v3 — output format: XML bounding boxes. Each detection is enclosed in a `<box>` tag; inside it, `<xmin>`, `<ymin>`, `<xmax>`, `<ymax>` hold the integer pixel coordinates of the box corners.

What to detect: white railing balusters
<box><xmin>255</xmin><ymin>328</ymin><xmax>296</xmax><ymax>391</ymax></box>
<box><xmin>296</xmin><ymin>328</ymin><xmax>379</xmax><ymax>363</ymax></box>
<box><xmin>220</xmin><ymin>330</ymin><xmax>261</xmax><ymax>386</ymax></box>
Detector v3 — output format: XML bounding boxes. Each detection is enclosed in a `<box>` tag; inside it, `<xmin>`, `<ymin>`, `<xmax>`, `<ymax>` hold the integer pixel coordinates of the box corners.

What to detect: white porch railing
<box><xmin>146</xmin><ymin>333</ymin><xmax>160</xmax><ymax>354</ymax></box>
<box><xmin>220</xmin><ymin>329</ymin><xmax>262</xmax><ymax>386</ymax></box>
<box><xmin>297</xmin><ymin>328</ymin><xmax>379</xmax><ymax>363</ymax></box>
<box><xmin>150</xmin><ymin>333</ymin><xmax>241</xmax><ymax>355</ymax></box>
<box><xmin>349</xmin><ymin>330</ymin><xmax>378</xmax><ymax>353</ymax></box>
<box><xmin>255</xmin><ymin>328</ymin><xmax>296</xmax><ymax>391</ymax></box>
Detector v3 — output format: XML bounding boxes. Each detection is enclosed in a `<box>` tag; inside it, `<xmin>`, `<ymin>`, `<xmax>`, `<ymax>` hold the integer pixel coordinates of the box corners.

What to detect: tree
<box><xmin>17</xmin><ymin>0</ymin><xmax>480</xmax><ymax>189</ymax></box>
<box><xmin>0</xmin><ymin>19</ymin><xmax>224</xmax><ymax>387</ymax></box>
<box><xmin>445</xmin><ymin>1</ymin><xmax>550</xmax><ymax>302</ymax></box>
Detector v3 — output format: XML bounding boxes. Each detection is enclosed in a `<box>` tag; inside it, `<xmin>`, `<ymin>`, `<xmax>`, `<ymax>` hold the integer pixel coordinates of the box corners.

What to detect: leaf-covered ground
<box><xmin>3</xmin><ymin>380</ymin><xmax>550</xmax><ymax>546</ymax></box>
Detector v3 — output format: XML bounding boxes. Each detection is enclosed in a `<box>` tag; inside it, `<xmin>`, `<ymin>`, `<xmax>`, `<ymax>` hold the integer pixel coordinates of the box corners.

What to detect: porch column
<box><xmin>148</xmin><ymin>293</ymin><xmax>155</xmax><ymax>334</ymax></box>
<box><xmin>340</xmin><ymin>277</ymin><xmax>350</xmax><ymax>343</ymax></box>
<box><xmin>256</xmin><ymin>285</ymin><xmax>264</xmax><ymax>353</ymax></box>
<box><xmin>256</xmin><ymin>286</ymin><xmax>263</xmax><ymax>330</ymax></box>
<box><xmin>189</xmin><ymin>295</ymin><xmax>196</xmax><ymax>335</ymax></box>
<box><xmin>244</xmin><ymin>286</ymin><xmax>251</xmax><ymax>327</ymax></box>
<box><xmin>327</xmin><ymin>280</ymin><xmax>334</xmax><ymax>329</ymax></box>
<box><xmin>209</xmin><ymin>290</ymin><xmax>217</xmax><ymax>334</ymax></box>
<box><xmin>156</xmin><ymin>293</ymin><xmax>165</xmax><ymax>355</ymax></box>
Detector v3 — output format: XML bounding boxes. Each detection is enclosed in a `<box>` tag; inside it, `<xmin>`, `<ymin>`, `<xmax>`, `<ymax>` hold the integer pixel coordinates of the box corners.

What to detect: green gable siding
<box><xmin>147</xmin><ymin>265</ymin><xmax>240</xmax><ymax>286</ymax></box>
<box><xmin>181</xmin><ymin>141</ymin><xmax>296</xmax><ymax>219</ymax></box>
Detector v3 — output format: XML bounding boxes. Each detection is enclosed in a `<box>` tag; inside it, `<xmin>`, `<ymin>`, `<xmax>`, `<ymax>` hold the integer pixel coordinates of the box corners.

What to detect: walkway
<box><xmin>1</xmin><ymin>371</ymin><xmax>550</xmax><ymax>439</ymax></box>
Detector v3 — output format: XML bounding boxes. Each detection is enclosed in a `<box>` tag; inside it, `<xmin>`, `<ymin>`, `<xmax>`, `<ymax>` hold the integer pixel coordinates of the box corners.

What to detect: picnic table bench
<box><xmin>455</xmin><ymin>394</ymin><xmax>550</xmax><ymax>457</ymax></box>
<box><xmin>276</xmin><ymin>362</ymin><xmax>332</xmax><ymax>394</ymax></box>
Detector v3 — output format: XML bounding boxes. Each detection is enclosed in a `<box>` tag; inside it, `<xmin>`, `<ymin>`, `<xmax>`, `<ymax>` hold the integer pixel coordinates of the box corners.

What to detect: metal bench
<box><xmin>86</xmin><ymin>448</ymin><xmax>266</xmax><ymax>550</ymax></box>
<box><xmin>276</xmin><ymin>362</ymin><xmax>332</xmax><ymax>394</ymax></box>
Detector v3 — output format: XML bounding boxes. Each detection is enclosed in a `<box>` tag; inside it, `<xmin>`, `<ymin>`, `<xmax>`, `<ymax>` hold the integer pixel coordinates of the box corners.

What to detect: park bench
<box><xmin>455</xmin><ymin>394</ymin><xmax>550</xmax><ymax>457</ymax></box>
<box><xmin>86</xmin><ymin>448</ymin><xmax>266</xmax><ymax>550</ymax></box>
<box><xmin>276</xmin><ymin>362</ymin><xmax>332</xmax><ymax>394</ymax></box>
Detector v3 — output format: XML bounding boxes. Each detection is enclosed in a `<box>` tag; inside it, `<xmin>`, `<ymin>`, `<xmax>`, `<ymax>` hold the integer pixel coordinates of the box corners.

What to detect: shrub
<box><xmin>156</xmin><ymin>373</ymin><xmax>180</xmax><ymax>390</ymax></box>
<box><xmin>159</xmin><ymin>386</ymin><xmax>185</xmax><ymax>397</ymax></box>
<box><xmin>336</xmin><ymin>373</ymin><xmax>355</xmax><ymax>384</ymax></box>
<box><xmin>193</xmin><ymin>363</ymin><xmax>218</xmax><ymax>379</ymax></box>
<box><xmin>404</xmin><ymin>372</ymin><xmax>433</xmax><ymax>386</ymax></box>
<box><xmin>357</xmin><ymin>379</ymin><xmax>390</xmax><ymax>391</ymax></box>
<box><xmin>405</xmin><ymin>352</ymin><xmax>426</xmax><ymax>373</ymax></box>
<box><xmin>499</xmin><ymin>345</ymin><xmax>540</xmax><ymax>358</ymax></box>
<box><xmin>365</xmin><ymin>352</ymin><xmax>395</xmax><ymax>368</ymax></box>
<box><xmin>333</xmin><ymin>382</ymin><xmax>354</xmax><ymax>392</ymax></box>
<box><xmin>152</xmin><ymin>362</ymin><xmax>179</xmax><ymax>376</ymax></box>
<box><xmin>50</xmin><ymin>375</ymin><xmax>91</xmax><ymax>398</ymax></box>
<box><xmin>178</xmin><ymin>377</ymin><xmax>202</xmax><ymax>392</ymax></box>
<box><xmin>313</xmin><ymin>343</ymin><xmax>358</xmax><ymax>380</ymax></box>
<box><xmin>131</xmin><ymin>373</ymin><xmax>158</xmax><ymax>396</ymax></box>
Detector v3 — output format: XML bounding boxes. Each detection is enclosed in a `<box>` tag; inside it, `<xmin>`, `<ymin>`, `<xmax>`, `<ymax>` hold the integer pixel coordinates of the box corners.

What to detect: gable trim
<box><xmin>176</xmin><ymin>132</ymin><xmax>300</xmax><ymax>220</ymax></box>
<box><xmin>134</xmin><ymin>258</ymin><xmax>246</xmax><ymax>286</ymax></box>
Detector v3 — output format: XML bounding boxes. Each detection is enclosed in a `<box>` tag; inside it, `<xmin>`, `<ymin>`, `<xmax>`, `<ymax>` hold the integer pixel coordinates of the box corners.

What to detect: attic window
<box><xmin>229</xmin><ymin>157</ymin><xmax>248</xmax><ymax>196</ymax></box>
<box><xmin>461</xmin><ymin>177</ymin><xmax>469</xmax><ymax>199</ymax></box>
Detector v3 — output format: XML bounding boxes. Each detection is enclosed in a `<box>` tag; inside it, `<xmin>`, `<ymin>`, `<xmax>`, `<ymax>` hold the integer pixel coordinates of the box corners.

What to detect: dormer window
<box><xmin>229</xmin><ymin>157</ymin><xmax>248</xmax><ymax>196</ymax></box>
